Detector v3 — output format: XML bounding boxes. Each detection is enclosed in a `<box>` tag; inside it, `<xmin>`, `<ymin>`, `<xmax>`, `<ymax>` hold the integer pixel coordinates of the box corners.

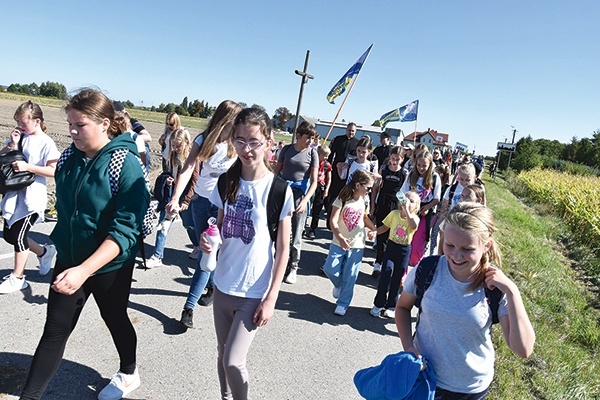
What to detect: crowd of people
<box><xmin>0</xmin><ymin>95</ymin><xmax>534</xmax><ymax>400</ymax></box>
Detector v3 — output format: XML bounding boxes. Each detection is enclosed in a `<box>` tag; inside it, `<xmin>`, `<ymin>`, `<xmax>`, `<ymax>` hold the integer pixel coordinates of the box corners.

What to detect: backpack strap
<box><xmin>414</xmin><ymin>255</ymin><xmax>441</xmax><ymax>309</ymax></box>
<box><xmin>484</xmin><ymin>286</ymin><xmax>502</xmax><ymax>324</ymax></box>
<box><xmin>218</xmin><ymin>173</ymin><xmax>287</xmax><ymax>245</ymax></box>
<box><xmin>447</xmin><ymin>182</ymin><xmax>459</xmax><ymax>205</ymax></box>
<box><xmin>267</xmin><ymin>175</ymin><xmax>288</xmax><ymax>243</ymax></box>
<box><xmin>108</xmin><ymin>148</ymin><xmax>155</xmax><ymax>268</ymax></box>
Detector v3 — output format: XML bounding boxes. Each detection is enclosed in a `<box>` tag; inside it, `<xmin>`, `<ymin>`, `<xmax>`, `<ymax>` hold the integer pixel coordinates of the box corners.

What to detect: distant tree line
<box><xmin>505</xmin><ymin>131</ymin><xmax>600</xmax><ymax>176</ymax></box>
<box><xmin>2</xmin><ymin>81</ymin><xmax>296</xmax><ymax>129</ymax></box>
<box><xmin>3</xmin><ymin>81</ymin><xmax>68</xmax><ymax>100</ymax></box>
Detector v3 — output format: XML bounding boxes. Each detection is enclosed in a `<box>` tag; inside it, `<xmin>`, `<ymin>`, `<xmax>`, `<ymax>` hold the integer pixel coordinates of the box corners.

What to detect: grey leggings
<box><xmin>213</xmin><ymin>288</ymin><xmax>262</xmax><ymax>400</ymax></box>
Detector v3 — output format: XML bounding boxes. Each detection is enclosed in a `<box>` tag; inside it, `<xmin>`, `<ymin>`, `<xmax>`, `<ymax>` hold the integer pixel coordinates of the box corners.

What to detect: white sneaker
<box><xmin>332</xmin><ymin>286</ymin><xmax>341</xmax><ymax>299</ymax></box>
<box><xmin>382</xmin><ymin>308</ymin><xmax>396</xmax><ymax>319</ymax></box>
<box><xmin>98</xmin><ymin>368</ymin><xmax>140</xmax><ymax>400</ymax></box>
<box><xmin>145</xmin><ymin>256</ymin><xmax>162</xmax><ymax>269</ymax></box>
<box><xmin>334</xmin><ymin>305</ymin><xmax>347</xmax><ymax>316</ymax></box>
<box><xmin>37</xmin><ymin>244</ymin><xmax>56</xmax><ymax>276</ymax></box>
<box><xmin>372</xmin><ymin>262</ymin><xmax>381</xmax><ymax>277</ymax></box>
<box><xmin>370</xmin><ymin>306</ymin><xmax>383</xmax><ymax>317</ymax></box>
<box><xmin>284</xmin><ymin>269</ymin><xmax>297</xmax><ymax>284</ymax></box>
<box><xmin>0</xmin><ymin>273</ymin><xmax>28</xmax><ymax>294</ymax></box>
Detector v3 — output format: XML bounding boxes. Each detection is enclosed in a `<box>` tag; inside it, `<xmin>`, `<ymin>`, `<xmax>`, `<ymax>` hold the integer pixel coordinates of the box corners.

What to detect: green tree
<box><xmin>163</xmin><ymin>103</ymin><xmax>176</xmax><ymax>113</ymax></box>
<box><xmin>272</xmin><ymin>107</ymin><xmax>292</xmax><ymax>130</ymax></box>
<box><xmin>251</xmin><ymin>104</ymin><xmax>266</xmax><ymax>113</ymax></box>
<box><xmin>39</xmin><ymin>81</ymin><xmax>67</xmax><ymax>99</ymax></box>
<box><xmin>238</xmin><ymin>102</ymin><xmax>247</xmax><ymax>109</ymax></box>
<box><xmin>181</xmin><ymin>96</ymin><xmax>188</xmax><ymax>111</ymax></box>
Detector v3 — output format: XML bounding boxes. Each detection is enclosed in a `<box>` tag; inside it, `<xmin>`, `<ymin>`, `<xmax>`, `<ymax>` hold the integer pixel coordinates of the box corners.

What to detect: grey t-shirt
<box><xmin>404</xmin><ymin>256</ymin><xmax>508</xmax><ymax>393</ymax></box>
<box><xmin>278</xmin><ymin>145</ymin><xmax>318</xmax><ymax>182</ymax></box>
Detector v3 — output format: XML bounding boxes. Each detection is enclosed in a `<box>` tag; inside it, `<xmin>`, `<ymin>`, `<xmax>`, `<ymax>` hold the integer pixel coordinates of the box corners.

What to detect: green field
<box><xmin>484</xmin><ymin>174</ymin><xmax>599</xmax><ymax>399</ymax></box>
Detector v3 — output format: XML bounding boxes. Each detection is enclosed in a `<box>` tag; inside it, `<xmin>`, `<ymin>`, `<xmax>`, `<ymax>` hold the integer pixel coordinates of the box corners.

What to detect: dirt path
<box><xmin>0</xmin><ymin>98</ymin><xmax>202</xmax><ymax>207</ymax></box>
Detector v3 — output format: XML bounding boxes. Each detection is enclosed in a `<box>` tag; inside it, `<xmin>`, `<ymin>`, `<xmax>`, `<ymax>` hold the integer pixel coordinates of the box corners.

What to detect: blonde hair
<box><xmin>456</xmin><ymin>163</ymin><xmax>476</xmax><ymax>179</ymax></box>
<box><xmin>168</xmin><ymin>128</ymin><xmax>192</xmax><ymax>171</ymax></box>
<box><xmin>408</xmin><ymin>150</ymin><xmax>435</xmax><ymax>189</ymax></box>
<box><xmin>463</xmin><ymin>184</ymin><xmax>486</xmax><ymax>205</ymax></box>
<box><xmin>317</xmin><ymin>145</ymin><xmax>331</xmax><ymax>157</ymax></box>
<box><xmin>443</xmin><ymin>202</ymin><xmax>501</xmax><ymax>290</ymax></box>
<box><xmin>164</xmin><ymin>112</ymin><xmax>181</xmax><ymax>132</ymax></box>
<box><xmin>196</xmin><ymin>100</ymin><xmax>241</xmax><ymax>162</ymax></box>
<box><xmin>404</xmin><ymin>190</ymin><xmax>421</xmax><ymax>213</ymax></box>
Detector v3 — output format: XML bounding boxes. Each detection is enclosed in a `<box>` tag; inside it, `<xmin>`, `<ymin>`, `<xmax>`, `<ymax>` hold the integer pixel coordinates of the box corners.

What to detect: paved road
<box><xmin>0</xmin><ymin>217</ymin><xmax>412</xmax><ymax>399</ymax></box>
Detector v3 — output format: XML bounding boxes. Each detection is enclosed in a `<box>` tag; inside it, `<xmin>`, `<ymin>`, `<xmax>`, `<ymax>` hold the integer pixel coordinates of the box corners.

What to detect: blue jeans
<box><xmin>322</xmin><ymin>244</ymin><xmax>364</xmax><ymax>308</ymax></box>
<box><xmin>184</xmin><ymin>195</ymin><xmax>216</xmax><ymax>310</ymax></box>
<box><xmin>374</xmin><ymin>241</ymin><xmax>411</xmax><ymax>309</ymax></box>
<box><xmin>152</xmin><ymin>207</ymin><xmax>196</xmax><ymax>259</ymax></box>
<box><xmin>435</xmin><ymin>387</ymin><xmax>489</xmax><ymax>400</ymax></box>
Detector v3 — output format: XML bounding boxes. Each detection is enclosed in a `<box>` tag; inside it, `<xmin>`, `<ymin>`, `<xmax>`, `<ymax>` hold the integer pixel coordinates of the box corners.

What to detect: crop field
<box><xmin>512</xmin><ymin>168</ymin><xmax>600</xmax><ymax>250</ymax></box>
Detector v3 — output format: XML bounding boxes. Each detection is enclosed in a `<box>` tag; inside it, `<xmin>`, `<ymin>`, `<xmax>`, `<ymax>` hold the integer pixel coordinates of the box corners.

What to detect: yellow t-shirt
<box><xmin>332</xmin><ymin>197</ymin><xmax>367</xmax><ymax>249</ymax></box>
<box><xmin>382</xmin><ymin>210</ymin><xmax>417</xmax><ymax>245</ymax></box>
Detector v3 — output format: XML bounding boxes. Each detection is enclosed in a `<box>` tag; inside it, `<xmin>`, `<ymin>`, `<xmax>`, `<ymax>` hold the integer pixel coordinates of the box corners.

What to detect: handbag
<box><xmin>0</xmin><ymin>135</ymin><xmax>35</xmax><ymax>194</ymax></box>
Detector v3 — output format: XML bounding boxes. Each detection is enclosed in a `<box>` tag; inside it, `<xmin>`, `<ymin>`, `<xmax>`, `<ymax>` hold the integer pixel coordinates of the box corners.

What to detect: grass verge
<box><xmin>484</xmin><ymin>175</ymin><xmax>600</xmax><ymax>399</ymax></box>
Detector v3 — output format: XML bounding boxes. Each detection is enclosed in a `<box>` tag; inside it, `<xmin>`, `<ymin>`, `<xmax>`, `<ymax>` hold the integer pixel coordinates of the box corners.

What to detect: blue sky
<box><xmin>1</xmin><ymin>1</ymin><xmax>598</xmax><ymax>156</ymax></box>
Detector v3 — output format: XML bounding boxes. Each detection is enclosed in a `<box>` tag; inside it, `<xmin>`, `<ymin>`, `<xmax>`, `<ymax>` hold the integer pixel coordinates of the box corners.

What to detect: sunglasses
<box><xmin>232</xmin><ymin>138</ymin><xmax>264</xmax><ymax>150</ymax></box>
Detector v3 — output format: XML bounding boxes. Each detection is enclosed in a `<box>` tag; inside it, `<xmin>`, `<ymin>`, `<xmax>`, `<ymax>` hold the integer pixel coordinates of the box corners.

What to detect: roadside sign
<box><xmin>497</xmin><ymin>142</ymin><xmax>516</xmax><ymax>152</ymax></box>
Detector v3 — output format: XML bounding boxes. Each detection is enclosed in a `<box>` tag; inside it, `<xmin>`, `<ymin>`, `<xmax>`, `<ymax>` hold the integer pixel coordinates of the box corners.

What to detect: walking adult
<box><xmin>20</xmin><ymin>89</ymin><xmax>149</xmax><ymax>400</ymax></box>
<box><xmin>326</xmin><ymin>122</ymin><xmax>359</xmax><ymax>226</ymax></box>
<box><xmin>274</xmin><ymin>121</ymin><xmax>318</xmax><ymax>284</ymax></box>
<box><xmin>373</xmin><ymin>131</ymin><xmax>393</xmax><ymax>165</ymax></box>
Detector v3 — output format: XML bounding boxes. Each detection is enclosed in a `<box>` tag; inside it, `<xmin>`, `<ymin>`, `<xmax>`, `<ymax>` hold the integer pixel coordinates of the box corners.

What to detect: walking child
<box><xmin>370</xmin><ymin>191</ymin><xmax>420</xmax><ymax>318</ymax></box>
<box><xmin>461</xmin><ymin>184</ymin><xmax>486</xmax><ymax>205</ymax></box>
<box><xmin>146</xmin><ymin>128</ymin><xmax>197</xmax><ymax>268</ymax></box>
<box><xmin>400</xmin><ymin>150</ymin><xmax>441</xmax><ymax>266</ymax></box>
<box><xmin>202</xmin><ymin>107</ymin><xmax>294</xmax><ymax>400</ymax></box>
<box><xmin>371</xmin><ymin>146</ymin><xmax>405</xmax><ymax>277</ymax></box>
<box><xmin>305</xmin><ymin>145</ymin><xmax>331</xmax><ymax>239</ymax></box>
<box><xmin>396</xmin><ymin>202</ymin><xmax>535</xmax><ymax>399</ymax></box>
<box><xmin>323</xmin><ymin>169</ymin><xmax>377</xmax><ymax>316</ymax></box>
<box><xmin>0</xmin><ymin>101</ymin><xmax>60</xmax><ymax>294</ymax></box>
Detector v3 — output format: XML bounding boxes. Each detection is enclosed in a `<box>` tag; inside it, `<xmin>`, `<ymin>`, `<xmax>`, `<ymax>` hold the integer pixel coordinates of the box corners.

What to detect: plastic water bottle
<box><xmin>199</xmin><ymin>217</ymin><xmax>221</xmax><ymax>272</ymax></box>
<box><xmin>396</xmin><ymin>191</ymin><xmax>407</xmax><ymax>205</ymax></box>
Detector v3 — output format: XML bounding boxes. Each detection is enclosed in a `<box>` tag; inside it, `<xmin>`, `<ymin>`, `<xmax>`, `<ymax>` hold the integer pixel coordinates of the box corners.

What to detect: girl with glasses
<box><xmin>200</xmin><ymin>107</ymin><xmax>293</xmax><ymax>399</ymax></box>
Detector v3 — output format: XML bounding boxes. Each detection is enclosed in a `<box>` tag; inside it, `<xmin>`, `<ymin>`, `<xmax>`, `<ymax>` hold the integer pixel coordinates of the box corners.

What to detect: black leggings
<box><xmin>20</xmin><ymin>261</ymin><xmax>137</xmax><ymax>400</ymax></box>
<box><xmin>3</xmin><ymin>214</ymin><xmax>38</xmax><ymax>252</ymax></box>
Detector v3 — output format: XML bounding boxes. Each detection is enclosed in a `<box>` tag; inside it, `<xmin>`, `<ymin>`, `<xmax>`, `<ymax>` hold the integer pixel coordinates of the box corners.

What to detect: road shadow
<box><xmin>276</xmin><ymin>290</ymin><xmax>397</xmax><ymax>336</ymax></box>
<box><xmin>0</xmin><ymin>352</ymin><xmax>121</xmax><ymax>399</ymax></box>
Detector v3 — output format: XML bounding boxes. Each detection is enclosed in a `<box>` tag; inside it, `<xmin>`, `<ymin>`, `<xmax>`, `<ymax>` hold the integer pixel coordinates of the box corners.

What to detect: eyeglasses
<box><xmin>232</xmin><ymin>138</ymin><xmax>264</xmax><ymax>150</ymax></box>
<box><xmin>362</xmin><ymin>184</ymin><xmax>373</xmax><ymax>192</ymax></box>
<box><xmin>167</xmin><ymin>123</ymin><xmax>175</xmax><ymax>128</ymax></box>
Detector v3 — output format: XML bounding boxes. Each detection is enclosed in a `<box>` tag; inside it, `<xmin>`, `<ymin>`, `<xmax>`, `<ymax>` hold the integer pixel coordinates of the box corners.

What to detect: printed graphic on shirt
<box><xmin>413</xmin><ymin>182</ymin><xmax>433</xmax><ymax>202</ymax></box>
<box><xmin>222</xmin><ymin>194</ymin><xmax>255</xmax><ymax>244</ymax></box>
<box><xmin>395</xmin><ymin>225</ymin><xmax>406</xmax><ymax>238</ymax></box>
<box><xmin>343</xmin><ymin>206</ymin><xmax>363</xmax><ymax>231</ymax></box>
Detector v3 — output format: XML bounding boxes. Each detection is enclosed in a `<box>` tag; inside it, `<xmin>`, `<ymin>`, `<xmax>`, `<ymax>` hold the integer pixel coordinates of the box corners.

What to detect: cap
<box><xmin>403</xmin><ymin>143</ymin><xmax>415</xmax><ymax>150</ymax></box>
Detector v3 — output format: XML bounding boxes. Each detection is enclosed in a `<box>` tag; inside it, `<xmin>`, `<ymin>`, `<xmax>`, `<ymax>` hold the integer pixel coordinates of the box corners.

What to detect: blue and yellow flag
<box><xmin>377</xmin><ymin>100</ymin><xmax>419</xmax><ymax>129</ymax></box>
<box><xmin>398</xmin><ymin>100</ymin><xmax>419</xmax><ymax>122</ymax></box>
<box><xmin>378</xmin><ymin>108</ymin><xmax>401</xmax><ymax>129</ymax></box>
<box><xmin>326</xmin><ymin>44</ymin><xmax>373</xmax><ymax>104</ymax></box>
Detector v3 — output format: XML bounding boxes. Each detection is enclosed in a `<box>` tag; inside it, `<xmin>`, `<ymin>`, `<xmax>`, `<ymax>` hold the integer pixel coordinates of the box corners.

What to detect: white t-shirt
<box><xmin>195</xmin><ymin>135</ymin><xmax>237</xmax><ymax>198</ymax></box>
<box><xmin>404</xmin><ymin>257</ymin><xmax>508</xmax><ymax>393</ymax></box>
<box><xmin>345</xmin><ymin>156</ymin><xmax>378</xmax><ymax>183</ymax></box>
<box><xmin>128</xmin><ymin>131</ymin><xmax>146</xmax><ymax>156</ymax></box>
<box><xmin>1</xmin><ymin>132</ymin><xmax>61</xmax><ymax>226</ymax></box>
<box><xmin>209</xmin><ymin>172</ymin><xmax>294</xmax><ymax>299</ymax></box>
<box><xmin>400</xmin><ymin>173</ymin><xmax>442</xmax><ymax>205</ymax></box>
<box><xmin>443</xmin><ymin>182</ymin><xmax>464</xmax><ymax>208</ymax></box>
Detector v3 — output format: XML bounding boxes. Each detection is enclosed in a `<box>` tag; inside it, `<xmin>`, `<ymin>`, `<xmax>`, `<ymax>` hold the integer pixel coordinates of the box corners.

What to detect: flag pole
<box><xmin>323</xmin><ymin>48</ymin><xmax>373</xmax><ymax>143</ymax></box>
<box><xmin>412</xmin><ymin>119</ymin><xmax>418</xmax><ymax>147</ymax></box>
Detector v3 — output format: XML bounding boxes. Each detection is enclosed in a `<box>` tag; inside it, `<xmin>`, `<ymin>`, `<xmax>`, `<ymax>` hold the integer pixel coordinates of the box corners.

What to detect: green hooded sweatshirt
<box><xmin>51</xmin><ymin>134</ymin><xmax>150</xmax><ymax>275</ymax></box>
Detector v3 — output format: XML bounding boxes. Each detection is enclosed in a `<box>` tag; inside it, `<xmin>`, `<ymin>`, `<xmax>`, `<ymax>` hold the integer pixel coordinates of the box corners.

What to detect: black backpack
<box><xmin>217</xmin><ymin>173</ymin><xmax>288</xmax><ymax>243</ymax></box>
<box><xmin>414</xmin><ymin>255</ymin><xmax>502</xmax><ymax>326</ymax></box>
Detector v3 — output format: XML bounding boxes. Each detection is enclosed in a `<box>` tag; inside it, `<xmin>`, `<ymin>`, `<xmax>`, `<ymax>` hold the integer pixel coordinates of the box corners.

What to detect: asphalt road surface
<box><xmin>0</xmin><ymin>216</ymin><xmax>415</xmax><ymax>400</ymax></box>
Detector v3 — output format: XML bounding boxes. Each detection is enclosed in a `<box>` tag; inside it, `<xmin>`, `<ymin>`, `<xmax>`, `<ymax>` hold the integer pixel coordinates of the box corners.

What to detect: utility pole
<box><xmin>507</xmin><ymin>126</ymin><xmax>517</xmax><ymax>171</ymax></box>
<box><xmin>292</xmin><ymin>50</ymin><xmax>314</xmax><ymax>144</ymax></box>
